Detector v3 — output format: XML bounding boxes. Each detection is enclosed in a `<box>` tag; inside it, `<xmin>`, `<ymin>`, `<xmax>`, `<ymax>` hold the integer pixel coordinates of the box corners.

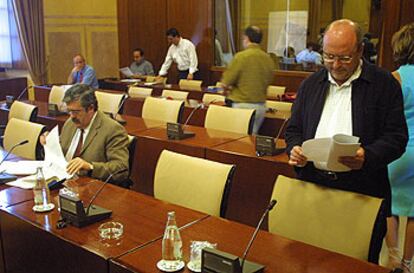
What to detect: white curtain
<box><xmin>0</xmin><ymin>0</ymin><xmax>12</xmax><ymax>67</ymax></box>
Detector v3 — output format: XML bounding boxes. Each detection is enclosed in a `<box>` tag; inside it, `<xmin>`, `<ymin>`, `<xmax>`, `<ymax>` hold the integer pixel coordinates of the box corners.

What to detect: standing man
<box><xmin>221</xmin><ymin>26</ymin><xmax>274</xmax><ymax>134</ymax></box>
<box><xmin>130</xmin><ymin>48</ymin><xmax>154</xmax><ymax>77</ymax></box>
<box><xmin>158</xmin><ymin>28</ymin><xmax>199</xmax><ymax>81</ymax></box>
<box><xmin>67</xmin><ymin>54</ymin><xmax>99</xmax><ymax>89</ymax></box>
<box><xmin>285</xmin><ymin>19</ymin><xmax>408</xmax><ymax>262</ymax></box>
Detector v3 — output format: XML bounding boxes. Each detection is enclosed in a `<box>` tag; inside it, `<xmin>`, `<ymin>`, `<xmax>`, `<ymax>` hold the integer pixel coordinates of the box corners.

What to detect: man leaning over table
<box><xmin>41</xmin><ymin>84</ymin><xmax>130</xmax><ymax>187</ymax></box>
<box><xmin>285</xmin><ymin>19</ymin><xmax>408</xmax><ymax>263</ymax></box>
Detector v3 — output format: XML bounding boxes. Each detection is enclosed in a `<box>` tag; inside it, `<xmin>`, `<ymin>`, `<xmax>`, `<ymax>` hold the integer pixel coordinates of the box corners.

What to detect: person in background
<box><xmin>295</xmin><ymin>42</ymin><xmax>322</xmax><ymax>64</ymax></box>
<box><xmin>385</xmin><ymin>22</ymin><xmax>414</xmax><ymax>273</ymax></box>
<box><xmin>129</xmin><ymin>48</ymin><xmax>154</xmax><ymax>77</ymax></box>
<box><xmin>285</xmin><ymin>19</ymin><xmax>408</xmax><ymax>263</ymax></box>
<box><xmin>158</xmin><ymin>28</ymin><xmax>199</xmax><ymax>81</ymax></box>
<box><xmin>215</xmin><ymin>30</ymin><xmax>226</xmax><ymax>66</ymax></box>
<box><xmin>221</xmin><ymin>26</ymin><xmax>274</xmax><ymax>134</ymax></box>
<box><xmin>67</xmin><ymin>54</ymin><xmax>99</xmax><ymax>89</ymax></box>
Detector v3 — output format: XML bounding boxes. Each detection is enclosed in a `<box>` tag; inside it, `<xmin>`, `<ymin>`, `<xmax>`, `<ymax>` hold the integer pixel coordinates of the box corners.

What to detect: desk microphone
<box><xmin>86</xmin><ymin>167</ymin><xmax>127</xmax><ymax>215</ymax></box>
<box><xmin>0</xmin><ymin>140</ymin><xmax>29</xmax><ymax>184</ymax></box>
<box><xmin>256</xmin><ymin>114</ymin><xmax>289</xmax><ymax>157</ymax></box>
<box><xmin>166</xmin><ymin>102</ymin><xmax>205</xmax><ymax>140</ymax></box>
<box><xmin>5</xmin><ymin>86</ymin><xmax>29</xmax><ymax>108</ymax></box>
<box><xmin>112</xmin><ymin>93</ymin><xmax>128</xmax><ymax>125</ymax></box>
<box><xmin>240</xmin><ymin>199</ymin><xmax>277</xmax><ymax>271</ymax></box>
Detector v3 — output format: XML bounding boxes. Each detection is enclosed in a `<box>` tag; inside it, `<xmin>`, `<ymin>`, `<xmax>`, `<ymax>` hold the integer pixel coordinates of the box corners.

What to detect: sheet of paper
<box><xmin>120</xmin><ymin>79</ymin><xmax>141</xmax><ymax>83</ymax></box>
<box><xmin>44</xmin><ymin>126</ymin><xmax>72</xmax><ymax>179</ymax></box>
<box><xmin>302</xmin><ymin>134</ymin><xmax>360</xmax><ymax>172</ymax></box>
<box><xmin>143</xmin><ymin>81</ymin><xmax>158</xmax><ymax>86</ymax></box>
<box><xmin>119</xmin><ymin>67</ymin><xmax>134</xmax><ymax>77</ymax></box>
<box><xmin>0</xmin><ymin>161</ymin><xmax>44</xmax><ymax>175</ymax></box>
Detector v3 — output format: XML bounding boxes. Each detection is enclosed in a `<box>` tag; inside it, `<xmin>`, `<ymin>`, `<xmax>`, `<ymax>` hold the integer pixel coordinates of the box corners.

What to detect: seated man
<box><xmin>43</xmin><ymin>84</ymin><xmax>129</xmax><ymax>186</ymax></box>
<box><xmin>67</xmin><ymin>54</ymin><xmax>99</xmax><ymax>89</ymax></box>
<box><xmin>129</xmin><ymin>48</ymin><xmax>154</xmax><ymax>77</ymax></box>
<box><xmin>295</xmin><ymin>42</ymin><xmax>322</xmax><ymax>65</ymax></box>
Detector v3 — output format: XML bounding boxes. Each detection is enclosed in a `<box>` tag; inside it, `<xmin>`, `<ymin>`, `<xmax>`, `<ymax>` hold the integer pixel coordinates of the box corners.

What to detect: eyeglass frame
<box><xmin>322</xmin><ymin>52</ymin><xmax>355</xmax><ymax>64</ymax></box>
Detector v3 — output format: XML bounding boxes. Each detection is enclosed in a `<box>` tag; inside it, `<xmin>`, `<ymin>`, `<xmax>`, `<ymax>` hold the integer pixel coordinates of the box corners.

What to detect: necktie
<box><xmin>79</xmin><ymin>71</ymin><xmax>83</xmax><ymax>83</ymax></box>
<box><xmin>74</xmin><ymin>129</ymin><xmax>84</xmax><ymax>158</ymax></box>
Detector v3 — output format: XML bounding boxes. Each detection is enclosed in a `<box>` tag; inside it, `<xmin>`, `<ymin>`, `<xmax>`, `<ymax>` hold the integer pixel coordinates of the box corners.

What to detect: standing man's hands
<box><xmin>288</xmin><ymin>145</ymin><xmax>308</xmax><ymax>167</ymax></box>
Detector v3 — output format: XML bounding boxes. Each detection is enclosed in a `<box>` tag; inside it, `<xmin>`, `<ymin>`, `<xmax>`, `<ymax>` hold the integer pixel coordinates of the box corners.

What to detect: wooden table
<box><xmin>206</xmin><ymin>136</ymin><xmax>295</xmax><ymax>227</ymax></box>
<box><xmin>0</xmin><ymin>178</ymin><xmax>207</xmax><ymax>273</ymax></box>
<box><xmin>132</xmin><ymin>125</ymin><xmax>247</xmax><ymax>195</ymax></box>
<box><xmin>110</xmin><ymin>216</ymin><xmax>390</xmax><ymax>273</ymax></box>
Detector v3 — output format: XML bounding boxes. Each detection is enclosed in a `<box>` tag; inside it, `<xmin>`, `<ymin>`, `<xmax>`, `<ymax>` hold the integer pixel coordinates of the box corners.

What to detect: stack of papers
<box><xmin>302</xmin><ymin>134</ymin><xmax>360</xmax><ymax>172</ymax></box>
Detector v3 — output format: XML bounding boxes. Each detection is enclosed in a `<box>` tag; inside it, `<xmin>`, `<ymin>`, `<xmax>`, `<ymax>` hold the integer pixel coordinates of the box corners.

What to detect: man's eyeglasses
<box><xmin>322</xmin><ymin>52</ymin><xmax>354</xmax><ymax>64</ymax></box>
<box><xmin>67</xmin><ymin>109</ymin><xmax>83</xmax><ymax>115</ymax></box>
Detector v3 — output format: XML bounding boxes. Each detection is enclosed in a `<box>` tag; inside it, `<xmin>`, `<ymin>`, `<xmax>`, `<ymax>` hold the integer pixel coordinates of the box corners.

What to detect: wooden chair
<box><xmin>142</xmin><ymin>97</ymin><xmax>184</xmax><ymax>123</ymax></box>
<box><xmin>204</xmin><ymin>105</ymin><xmax>255</xmax><ymax>134</ymax></box>
<box><xmin>179</xmin><ymin>79</ymin><xmax>202</xmax><ymax>91</ymax></box>
<box><xmin>268</xmin><ymin>175</ymin><xmax>385</xmax><ymax>261</ymax></box>
<box><xmin>3</xmin><ymin>118</ymin><xmax>45</xmax><ymax>160</ymax></box>
<box><xmin>202</xmin><ymin>93</ymin><xmax>226</xmax><ymax>105</ymax></box>
<box><xmin>48</xmin><ymin>85</ymin><xmax>65</xmax><ymax>105</ymax></box>
<box><xmin>8</xmin><ymin>101</ymin><xmax>38</xmax><ymax>122</ymax></box>
<box><xmin>154</xmin><ymin>150</ymin><xmax>235</xmax><ymax>216</ymax></box>
<box><xmin>266</xmin><ymin>85</ymin><xmax>286</xmax><ymax>100</ymax></box>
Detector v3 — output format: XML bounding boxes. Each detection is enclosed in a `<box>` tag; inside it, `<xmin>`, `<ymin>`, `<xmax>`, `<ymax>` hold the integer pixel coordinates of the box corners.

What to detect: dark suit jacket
<box><xmin>285</xmin><ymin>62</ymin><xmax>408</xmax><ymax>211</ymax></box>
<box><xmin>61</xmin><ymin>111</ymin><xmax>129</xmax><ymax>184</ymax></box>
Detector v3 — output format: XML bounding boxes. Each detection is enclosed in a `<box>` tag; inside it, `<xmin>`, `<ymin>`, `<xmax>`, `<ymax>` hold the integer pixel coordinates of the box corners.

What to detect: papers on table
<box><xmin>119</xmin><ymin>67</ymin><xmax>134</xmax><ymax>77</ymax></box>
<box><xmin>302</xmin><ymin>134</ymin><xmax>360</xmax><ymax>172</ymax></box>
<box><xmin>6</xmin><ymin>126</ymin><xmax>72</xmax><ymax>189</ymax></box>
<box><xmin>0</xmin><ymin>161</ymin><xmax>44</xmax><ymax>175</ymax></box>
<box><xmin>143</xmin><ymin>81</ymin><xmax>158</xmax><ymax>86</ymax></box>
<box><xmin>120</xmin><ymin>79</ymin><xmax>141</xmax><ymax>83</ymax></box>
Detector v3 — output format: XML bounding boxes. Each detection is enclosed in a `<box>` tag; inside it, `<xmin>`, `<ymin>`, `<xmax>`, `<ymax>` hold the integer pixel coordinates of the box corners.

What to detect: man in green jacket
<box><xmin>221</xmin><ymin>26</ymin><xmax>274</xmax><ymax>134</ymax></box>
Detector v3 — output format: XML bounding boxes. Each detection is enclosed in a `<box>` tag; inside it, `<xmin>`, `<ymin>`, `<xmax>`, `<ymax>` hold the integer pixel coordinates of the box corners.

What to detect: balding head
<box><xmin>322</xmin><ymin>19</ymin><xmax>364</xmax><ymax>85</ymax></box>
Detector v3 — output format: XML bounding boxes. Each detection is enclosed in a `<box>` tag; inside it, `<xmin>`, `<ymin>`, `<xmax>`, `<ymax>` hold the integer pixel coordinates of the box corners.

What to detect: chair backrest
<box><xmin>265</xmin><ymin>100</ymin><xmax>292</xmax><ymax>118</ymax></box>
<box><xmin>268</xmin><ymin>175</ymin><xmax>384</xmax><ymax>261</ymax></box>
<box><xmin>8</xmin><ymin>101</ymin><xmax>38</xmax><ymax>122</ymax></box>
<box><xmin>48</xmin><ymin>85</ymin><xmax>65</xmax><ymax>105</ymax></box>
<box><xmin>216</xmin><ymin>81</ymin><xmax>225</xmax><ymax>88</ymax></box>
<box><xmin>95</xmin><ymin>91</ymin><xmax>125</xmax><ymax>115</ymax></box>
<box><xmin>266</xmin><ymin>85</ymin><xmax>286</xmax><ymax>99</ymax></box>
<box><xmin>204</xmin><ymin>105</ymin><xmax>255</xmax><ymax>134</ymax></box>
<box><xmin>142</xmin><ymin>97</ymin><xmax>184</xmax><ymax>123</ymax></box>
<box><xmin>179</xmin><ymin>79</ymin><xmax>202</xmax><ymax>91</ymax></box>
<box><xmin>154</xmin><ymin>150</ymin><xmax>235</xmax><ymax>217</ymax></box>
<box><xmin>128</xmin><ymin>86</ymin><xmax>153</xmax><ymax>98</ymax></box>
<box><xmin>161</xmin><ymin>89</ymin><xmax>189</xmax><ymax>100</ymax></box>
<box><xmin>4</xmin><ymin>118</ymin><xmax>45</xmax><ymax>160</ymax></box>
<box><xmin>202</xmin><ymin>93</ymin><xmax>226</xmax><ymax>105</ymax></box>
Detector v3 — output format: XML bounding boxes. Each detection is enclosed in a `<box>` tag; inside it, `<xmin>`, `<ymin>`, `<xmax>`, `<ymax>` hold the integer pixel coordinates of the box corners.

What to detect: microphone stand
<box><xmin>166</xmin><ymin>103</ymin><xmax>204</xmax><ymax>140</ymax></box>
<box><xmin>113</xmin><ymin>93</ymin><xmax>128</xmax><ymax>125</ymax></box>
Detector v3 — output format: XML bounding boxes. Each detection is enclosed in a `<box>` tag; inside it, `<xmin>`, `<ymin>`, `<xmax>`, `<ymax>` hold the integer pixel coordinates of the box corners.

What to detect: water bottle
<box><xmin>161</xmin><ymin>211</ymin><xmax>183</xmax><ymax>270</ymax></box>
<box><xmin>32</xmin><ymin>167</ymin><xmax>54</xmax><ymax>212</ymax></box>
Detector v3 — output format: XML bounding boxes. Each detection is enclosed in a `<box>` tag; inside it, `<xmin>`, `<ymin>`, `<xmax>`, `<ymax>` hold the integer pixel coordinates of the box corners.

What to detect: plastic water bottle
<box><xmin>161</xmin><ymin>211</ymin><xmax>183</xmax><ymax>270</ymax></box>
<box><xmin>32</xmin><ymin>167</ymin><xmax>54</xmax><ymax>212</ymax></box>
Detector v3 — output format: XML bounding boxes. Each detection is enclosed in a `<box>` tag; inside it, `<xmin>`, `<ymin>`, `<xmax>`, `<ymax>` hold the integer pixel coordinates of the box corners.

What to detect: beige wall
<box><xmin>44</xmin><ymin>0</ymin><xmax>119</xmax><ymax>84</ymax></box>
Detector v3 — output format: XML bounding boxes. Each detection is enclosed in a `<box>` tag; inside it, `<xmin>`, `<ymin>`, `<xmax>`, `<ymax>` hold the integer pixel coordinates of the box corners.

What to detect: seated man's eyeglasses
<box><xmin>67</xmin><ymin>109</ymin><xmax>83</xmax><ymax>115</ymax></box>
<box><xmin>322</xmin><ymin>52</ymin><xmax>354</xmax><ymax>64</ymax></box>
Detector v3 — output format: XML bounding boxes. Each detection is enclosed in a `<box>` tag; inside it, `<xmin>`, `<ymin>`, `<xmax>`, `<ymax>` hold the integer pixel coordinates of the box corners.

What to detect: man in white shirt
<box><xmin>158</xmin><ymin>28</ymin><xmax>199</xmax><ymax>81</ymax></box>
<box><xmin>285</xmin><ymin>19</ymin><xmax>407</xmax><ymax>263</ymax></box>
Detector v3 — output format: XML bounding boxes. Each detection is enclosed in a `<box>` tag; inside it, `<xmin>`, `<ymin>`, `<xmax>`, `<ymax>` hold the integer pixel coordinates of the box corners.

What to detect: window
<box><xmin>0</xmin><ymin>0</ymin><xmax>12</xmax><ymax>67</ymax></box>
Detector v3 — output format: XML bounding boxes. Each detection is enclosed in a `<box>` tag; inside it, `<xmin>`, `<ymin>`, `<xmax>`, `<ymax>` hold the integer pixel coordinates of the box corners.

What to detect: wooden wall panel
<box><xmin>91</xmin><ymin>32</ymin><xmax>119</xmax><ymax>78</ymax></box>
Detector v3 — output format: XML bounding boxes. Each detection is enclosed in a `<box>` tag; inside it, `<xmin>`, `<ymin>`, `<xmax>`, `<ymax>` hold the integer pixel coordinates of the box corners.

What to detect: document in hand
<box><xmin>119</xmin><ymin>67</ymin><xmax>134</xmax><ymax>77</ymax></box>
<box><xmin>302</xmin><ymin>134</ymin><xmax>360</xmax><ymax>172</ymax></box>
<box><xmin>7</xmin><ymin>126</ymin><xmax>73</xmax><ymax>189</ymax></box>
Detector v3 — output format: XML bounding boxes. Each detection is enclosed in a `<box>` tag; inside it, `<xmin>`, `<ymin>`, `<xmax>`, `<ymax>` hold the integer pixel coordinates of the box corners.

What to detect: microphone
<box><xmin>5</xmin><ymin>86</ymin><xmax>29</xmax><ymax>108</ymax></box>
<box><xmin>58</xmin><ymin>167</ymin><xmax>127</xmax><ymax>228</ymax></box>
<box><xmin>256</xmin><ymin>114</ymin><xmax>289</xmax><ymax>157</ymax></box>
<box><xmin>240</xmin><ymin>199</ymin><xmax>277</xmax><ymax>271</ymax></box>
<box><xmin>86</xmin><ymin>167</ymin><xmax>127</xmax><ymax>215</ymax></box>
<box><xmin>166</xmin><ymin>102</ymin><xmax>205</xmax><ymax>140</ymax></box>
<box><xmin>0</xmin><ymin>140</ymin><xmax>29</xmax><ymax>184</ymax></box>
<box><xmin>112</xmin><ymin>93</ymin><xmax>129</xmax><ymax>125</ymax></box>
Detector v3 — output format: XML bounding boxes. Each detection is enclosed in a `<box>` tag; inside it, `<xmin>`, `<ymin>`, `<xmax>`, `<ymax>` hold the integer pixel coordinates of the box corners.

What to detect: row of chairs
<box><xmin>155</xmin><ymin>149</ymin><xmax>385</xmax><ymax>262</ymax></box>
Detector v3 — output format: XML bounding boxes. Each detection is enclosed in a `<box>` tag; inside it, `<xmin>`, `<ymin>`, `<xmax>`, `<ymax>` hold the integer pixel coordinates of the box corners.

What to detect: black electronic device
<box><xmin>201</xmin><ymin>200</ymin><xmax>277</xmax><ymax>273</ymax></box>
<box><xmin>48</xmin><ymin>103</ymin><xmax>67</xmax><ymax>116</ymax></box>
<box><xmin>166</xmin><ymin>103</ymin><xmax>204</xmax><ymax>140</ymax></box>
<box><xmin>201</xmin><ymin>248</ymin><xmax>263</xmax><ymax>273</ymax></box>
<box><xmin>48</xmin><ymin>179</ymin><xmax>65</xmax><ymax>190</ymax></box>
<box><xmin>5</xmin><ymin>96</ymin><xmax>15</xmax><ymax>108</ymax></box>
<box><xmin>0</xmin><ymin>139</ymin><xmax>29</xmax><ymax>184</ymax></box>
<box><xmin>255</xmin><ymin>117</ymin><xmax>289</xmax><ymax>157</ymax></box>
<box><xmin>58</xmin><ymin>168</ymin><xmax>126</xmax><ymax>228</ymax></box>
<box><xmin>112</xmin><ymin>93</ymin><xmax>129</xmax><ymax>125</ymax></box>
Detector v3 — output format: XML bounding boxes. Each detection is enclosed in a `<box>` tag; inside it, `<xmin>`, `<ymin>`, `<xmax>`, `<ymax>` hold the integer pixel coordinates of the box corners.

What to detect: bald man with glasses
<box><xmin>285</xmin><ymin>19</ymin><xmax>408</xmax><ymax>263</ymax></box>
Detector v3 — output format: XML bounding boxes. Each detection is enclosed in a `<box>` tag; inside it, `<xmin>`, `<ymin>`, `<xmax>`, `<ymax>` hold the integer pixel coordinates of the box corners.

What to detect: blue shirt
<box><xmin>296</xmin><ymin>49</ymin><xmax>322</xmax><ymax>65</ymax></box>
<box><xmin>73</xmin><ymin>65</ymin><xmax>99</xmax><ymax>89</ymax></box>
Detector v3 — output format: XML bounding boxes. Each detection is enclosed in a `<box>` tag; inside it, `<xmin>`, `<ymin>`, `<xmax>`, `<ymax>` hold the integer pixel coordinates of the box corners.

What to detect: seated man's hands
<box><xmin>288</xmin><ymin>145</ymin><xmax>308</xmax><ymax>167</ymax></box>
<box><xmin>339</xmin><ymin>147</ymin><xmax>365</xmax><ymax>170</ymax></box>
<box><xmin>67</xmin><ymin>157</ymin><xmax>93</xmax><ymax>175</ymax></box>
<box><xmin>39</xmin><ymin>131</ymin><xmax>49</xmax><ymax>146</ymax></box>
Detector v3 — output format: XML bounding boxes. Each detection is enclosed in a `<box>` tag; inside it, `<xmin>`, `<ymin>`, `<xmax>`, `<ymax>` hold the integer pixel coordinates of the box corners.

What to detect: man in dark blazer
<box><xmin>58</xmin><ymin>84</ymin><xmax>129</xmax><ymax>185</ymax></box>
<box><xmin>285</xmin><ymin>19</ymin><xmax>408</xmax><ymax>263</ymax></box>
